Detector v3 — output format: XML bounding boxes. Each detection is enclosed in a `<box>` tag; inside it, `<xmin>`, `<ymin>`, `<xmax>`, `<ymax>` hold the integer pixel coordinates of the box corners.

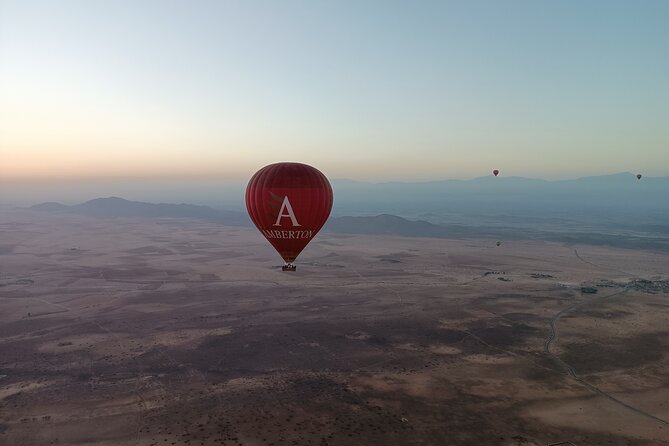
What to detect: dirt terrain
<box><xmin>1</xmin><ymin>210</ymin><xmax>668</xmax><ymax>445</ymax></box>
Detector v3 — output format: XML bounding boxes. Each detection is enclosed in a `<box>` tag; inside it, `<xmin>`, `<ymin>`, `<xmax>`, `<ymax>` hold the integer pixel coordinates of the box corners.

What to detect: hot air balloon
<box><xmin>246</xmin><ymin>162</ymin><xmax>333</xmax><ymax>271</ymax></box>
<box><xmin>636</xmin><ymin>174</ymin><xmax>642</xmax><ymax>180</ymax></box>
<box><xmin>496</xmin><ymin>241</ymin><xmax>502</xmax><ymax>246</ymax></box>
<box><xmin>493</xmin><ymin>169</ymin><xmax>499</xmax><ymax>177</ymax></box>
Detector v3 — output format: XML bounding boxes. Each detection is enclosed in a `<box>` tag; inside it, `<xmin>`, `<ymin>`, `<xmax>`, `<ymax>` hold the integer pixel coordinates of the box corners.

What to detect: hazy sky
<box><xmin>2</xmin><ymin>0</ymin><xmax>668</xmax><ymax>182</ymax></box>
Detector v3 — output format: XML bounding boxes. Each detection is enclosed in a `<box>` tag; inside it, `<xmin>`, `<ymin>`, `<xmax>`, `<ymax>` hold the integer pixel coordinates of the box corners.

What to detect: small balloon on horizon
<box><xmin>493</xmin><ymin>169</ymin><xmax>500</xmax><ymax>177</ymax></box>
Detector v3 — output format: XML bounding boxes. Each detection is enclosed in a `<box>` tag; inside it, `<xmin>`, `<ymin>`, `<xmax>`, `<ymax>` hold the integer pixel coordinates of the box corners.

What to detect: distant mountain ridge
<box><xmin>27</xmin><ymin>197</ymin><xmax>477</xmax><ymax>238</ymax></box>
<box><xmin>333</xmin><ymin>172</ymin><xmax>667</xmax><ymax>186</ymax></box>
<box><xmin>332</xmin><ymin>172</ymin><xmax>669</xmax><ymax>195</ymax></box>
<box><xmin>324</xmin><ymin>214</ymin><xmax>471</xmax><ymax>238</ymax></box>
<box><xmin>330</xmin><ymin>172</ymin><xmax>669</xmax><ymax>221</ymax></box>
<box><xmin>24</xmin><ymin>170</ymin><xmax>669</xmax><ymax>250</ymax></box>
<box><xmin>27</xmin><ymin>195</ymin><xmax>669</xmax><ymax>251</ymax></box>
<box><xmin>30</xmin><ymin>196</ymin><xmax>251</xmax><ymax>226</ymax></box>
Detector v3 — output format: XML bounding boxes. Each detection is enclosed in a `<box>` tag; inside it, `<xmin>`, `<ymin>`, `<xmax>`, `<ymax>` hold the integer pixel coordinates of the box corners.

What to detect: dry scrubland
<box><xmin>1</xmin><ymin>211</ymin><xmax>668</xmax><ymax>446</ymax></box>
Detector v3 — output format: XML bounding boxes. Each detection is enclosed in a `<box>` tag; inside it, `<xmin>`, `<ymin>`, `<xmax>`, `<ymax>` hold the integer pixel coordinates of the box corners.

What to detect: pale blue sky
<box><xmin>1</xmin><ymin>0</ymin><xmax>668</xmax><ymax>181</ymax></box>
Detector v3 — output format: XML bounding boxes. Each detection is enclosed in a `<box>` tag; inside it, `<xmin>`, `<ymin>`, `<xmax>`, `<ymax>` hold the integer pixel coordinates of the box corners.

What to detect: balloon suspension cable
<box><xmin>282</xmin><ymin>263</ymin><xmax>297</xmax><ymax>272</ymax></box>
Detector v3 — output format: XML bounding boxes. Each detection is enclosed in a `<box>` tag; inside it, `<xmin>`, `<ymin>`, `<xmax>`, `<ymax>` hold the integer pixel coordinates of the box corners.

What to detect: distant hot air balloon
<box><xmin>493</xmin><ymin>169</ymin><xmax>499</xmax><ymax>177</ymax></box>
<box><xmin>636</xmin><ymin>174</ymin><xmax>642</xmax><ymax>180</ymax></box>
<box><xmin>496</xmin><ymin>241</ymin><xmax>502</xmax><ymax>247</ymax></box>
<box><xmin>246</xmin><ymin>162</ymin><xmax>333</xmax><ymax>271</ymax></box>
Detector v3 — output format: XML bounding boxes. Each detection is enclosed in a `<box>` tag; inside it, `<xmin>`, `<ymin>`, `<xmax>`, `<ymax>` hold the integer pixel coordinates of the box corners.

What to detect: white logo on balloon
<box><xmin>273</xmin><ymin>196</ymin><xmax>301</xmax><ymax>227</ymax></box>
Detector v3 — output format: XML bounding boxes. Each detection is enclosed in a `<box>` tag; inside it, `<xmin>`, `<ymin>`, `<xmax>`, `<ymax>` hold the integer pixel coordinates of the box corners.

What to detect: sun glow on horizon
<box><xmin>2</xmin><ymin>1</ymin><xmax>668</xmax><ymax>183</ymax></box>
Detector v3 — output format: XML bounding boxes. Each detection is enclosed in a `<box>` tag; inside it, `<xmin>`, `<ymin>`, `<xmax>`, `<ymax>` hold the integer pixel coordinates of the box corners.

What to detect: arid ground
<box><xmin>1</xmin><ymin>211</ymin><xmax>668</xmax><ymax>445</ymax></box>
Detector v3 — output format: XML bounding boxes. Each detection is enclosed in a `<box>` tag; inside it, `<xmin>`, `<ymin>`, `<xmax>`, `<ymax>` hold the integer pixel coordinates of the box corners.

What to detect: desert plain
<box><xmin>1</xmin><ymin>210</ymin><xmax>668</xmax><ymax>445</ymax></box>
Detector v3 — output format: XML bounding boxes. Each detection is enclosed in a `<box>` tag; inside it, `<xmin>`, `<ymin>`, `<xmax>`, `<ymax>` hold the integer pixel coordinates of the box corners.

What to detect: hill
<box><xmin>30</xmin><ymin>197</ymin><xmax>251</xmax><ymax>226</ymax></box>
<box><xmin>27</xmin><ymin>196</ymin><xmax>669</xmax><ymax>251</ymax></box>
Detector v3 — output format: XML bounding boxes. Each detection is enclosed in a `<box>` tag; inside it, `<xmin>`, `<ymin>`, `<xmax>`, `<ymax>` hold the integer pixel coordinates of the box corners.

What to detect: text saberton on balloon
<box><xmin>261</xmin><ymin>229</ymin><xmax>315</xmax><ymax>239</ymax></box>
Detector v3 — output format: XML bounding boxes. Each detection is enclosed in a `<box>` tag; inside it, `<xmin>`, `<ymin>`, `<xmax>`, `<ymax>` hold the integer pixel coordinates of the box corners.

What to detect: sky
<box><xmin>1</xmin><ymin>0</ymin><xmax>669</xmax><ymax>185</ymax></box>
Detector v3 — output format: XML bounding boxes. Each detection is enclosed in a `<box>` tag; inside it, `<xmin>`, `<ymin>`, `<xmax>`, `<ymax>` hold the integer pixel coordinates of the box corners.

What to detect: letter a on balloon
<box><xmin>274</xmin><ymin>196</ymin><xmax>301</xmax><ymax>227</ymax></box>
<box><xmin>246</xmin><ymin>162</ymin><xmax>333</xmax><ymax>266</ymax></box>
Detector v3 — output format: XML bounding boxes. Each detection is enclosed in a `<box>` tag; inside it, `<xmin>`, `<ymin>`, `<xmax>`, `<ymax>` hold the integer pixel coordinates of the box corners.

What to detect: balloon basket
<box><xmin>282</xmin><ymin>264</ymin><xmax>297</xmax><ymax>272</ymax></box>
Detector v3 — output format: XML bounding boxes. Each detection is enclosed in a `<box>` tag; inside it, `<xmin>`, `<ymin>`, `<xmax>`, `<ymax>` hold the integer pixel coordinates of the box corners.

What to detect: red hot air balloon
<box><xmin>246</xmin><ymin>162</ymin><xmax>333</xmax><ymax>271</ymax></box>
<box><xmin>493</xmin><ymin>169</ymin><xmax>499</xmax><ymax>177</ymax></box>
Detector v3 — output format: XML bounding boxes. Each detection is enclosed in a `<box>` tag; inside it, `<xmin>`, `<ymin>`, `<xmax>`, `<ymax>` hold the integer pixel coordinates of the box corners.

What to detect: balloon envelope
<box><xmin>636</xmin><ymin>174</ymin><xmax>642</xmax><ymax>180</ymax></box>
<box><xmin>246</xmin><ymin>162</ymin><xmax>333</xmax><ymax>265</ymax></box>
<box><xmin>493</xmin><ymin>169</ymin><xmax>499</xmax><ymax>177</ymax></box>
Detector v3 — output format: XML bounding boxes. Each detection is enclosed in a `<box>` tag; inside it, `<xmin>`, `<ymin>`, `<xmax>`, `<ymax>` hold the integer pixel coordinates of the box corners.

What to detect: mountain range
<box><xmin>331</xmin><ymin>172</ymin><xmax>669</xmax><ymax>216</ymax></box>
<box><xmin>27</xmin><ymin>192</ymin><xmax>669</xmax><ymax>251</ymax></box>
